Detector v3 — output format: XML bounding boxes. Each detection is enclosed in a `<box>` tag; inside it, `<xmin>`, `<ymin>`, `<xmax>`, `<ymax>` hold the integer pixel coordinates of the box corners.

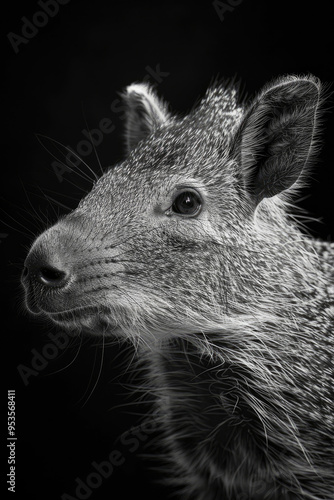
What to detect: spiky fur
<box><xmin>22</xmin><ymin>75</ymin><xmax>333</xmax><ymax>499</ymax></box>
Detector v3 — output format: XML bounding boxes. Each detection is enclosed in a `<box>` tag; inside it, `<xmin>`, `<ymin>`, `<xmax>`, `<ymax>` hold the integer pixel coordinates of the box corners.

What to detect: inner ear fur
<box><xmin>232</xmin><ymin>75</ymin><xmax>321</xmax><ymax>205</ymax></box>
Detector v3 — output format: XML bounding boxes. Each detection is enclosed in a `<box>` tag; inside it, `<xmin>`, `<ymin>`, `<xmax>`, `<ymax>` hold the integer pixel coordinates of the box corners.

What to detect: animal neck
<box><xmin>146</xmin><ymin>338</ymin><xmax>289</xmax><ymax>497</ymax></box>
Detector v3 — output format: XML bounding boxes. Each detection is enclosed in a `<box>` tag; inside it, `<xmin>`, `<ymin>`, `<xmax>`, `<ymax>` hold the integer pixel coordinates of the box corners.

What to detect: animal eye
<box><xmin>172</xmin><ymin>191</ymin><xmax>202</xmax><ymax>216</ymax></box>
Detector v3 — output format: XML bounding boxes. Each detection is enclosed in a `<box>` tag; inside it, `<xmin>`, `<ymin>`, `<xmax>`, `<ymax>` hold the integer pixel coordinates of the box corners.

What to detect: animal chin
<box><xmin>43</xmin><ymin>307</ymin><xmax>120</xmax><ymax>336</ymax></box>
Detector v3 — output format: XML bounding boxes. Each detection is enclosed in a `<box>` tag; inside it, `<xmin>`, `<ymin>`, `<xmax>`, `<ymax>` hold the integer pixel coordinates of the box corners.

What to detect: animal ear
<box><xmin>232</xmin><ymin>75</ymin><xmax>321</xmax><ymax>205</ymax></box>
<box><xmin>123</xmin><ymin>83</ymin><xmax>171</xmax><ymax>153</ymax></box>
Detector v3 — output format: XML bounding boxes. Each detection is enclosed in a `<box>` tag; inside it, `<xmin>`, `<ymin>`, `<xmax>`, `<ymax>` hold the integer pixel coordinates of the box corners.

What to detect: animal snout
<box><xmin>22</xmin><ymin>253</ymin><xmax>70</xmax><ymax>289</ymax></box>
<box><xmin>21</xmin><ymin>226</ymin><xmax>77</xmax><ymax>315</ymax></box>
<box><xmin>22</xmin><ymin>227</ymin><xmax>74</xmax><ymax>293</ymax></box>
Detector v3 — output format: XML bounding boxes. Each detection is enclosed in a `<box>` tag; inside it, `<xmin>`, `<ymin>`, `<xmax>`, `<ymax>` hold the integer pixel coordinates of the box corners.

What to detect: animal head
<box><xmin>22</xmin><ymin>75</ymin><xmax>321</xmax><ymax>344</ymax></box>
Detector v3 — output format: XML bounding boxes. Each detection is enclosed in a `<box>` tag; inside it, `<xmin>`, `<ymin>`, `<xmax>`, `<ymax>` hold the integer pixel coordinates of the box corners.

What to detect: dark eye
<box><xmin>172</xmin><ymin>191</ymin><xmax>202</xmax><ymax>216</ymax></box>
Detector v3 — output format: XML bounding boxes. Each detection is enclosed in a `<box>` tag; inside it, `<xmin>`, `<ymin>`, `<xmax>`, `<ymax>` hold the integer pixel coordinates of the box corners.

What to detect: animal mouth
<box><xmin>43</xmin><ymin>306</ymin><xmax>119</xmax><ymax>335</ymax></box>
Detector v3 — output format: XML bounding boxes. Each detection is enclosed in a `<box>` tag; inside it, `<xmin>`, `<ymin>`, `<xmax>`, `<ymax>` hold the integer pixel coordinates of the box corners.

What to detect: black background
<box><xmin>2</xmin><ymin>1</ymin><xmax>334</xmax><ymax>499</ymax></box>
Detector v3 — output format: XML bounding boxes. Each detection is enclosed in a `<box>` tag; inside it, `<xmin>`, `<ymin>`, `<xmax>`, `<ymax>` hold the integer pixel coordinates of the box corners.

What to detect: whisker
<box><xmin>44</xmin><ymin>335</ymin><xmax>83</xmax><ymax>376</ymax></box>
<box><xmin>35</xmin><ymin>133</ymin><xmax>97</xmax><ymax>184</ymax></box>
<box><xmin>40</xmin><ymin>192</ymin><xmax>72</xmax><ymax>212</ymax></box>
<box><xmin>78</xmin><ymin>331</ymin><xmax>105</xmax><ymax>407</ymax></box>
<box><xmin>0</xmin><ymin>208</ymin><xmax>38</xmax><ymax>239</ymax></box>
<box><xmin>81</xmin><ymin>103</ymin><xmax>105</xmax><ymax>176</ymax></box>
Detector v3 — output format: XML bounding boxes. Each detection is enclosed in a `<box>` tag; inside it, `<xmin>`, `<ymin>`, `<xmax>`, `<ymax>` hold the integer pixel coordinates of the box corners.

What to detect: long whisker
<box><xmin>81</xmin><ymin>103</ymin><xmax>105</xmax><ymax>176</ymax></box>
<box><xmin>44</xmin><ymin>335</ymin><xmax>83</xmax><ymax>376</ymax></box>
<box><xmin>78</xmin><ymin>332</ymin><xmax>105</xmax><ymax>407</ymax></box>
<box><xmin>0</xmin><ymin>208</ymin><xmax>37</xmax><ymax>239</ymax></box>
<box><xmin>35</xmin><ymin>133</ymin><xmax>98</xmax><ymax>183</ymax></box>
<box><xmin>18</xmin><ymin>177</ymin><xmax>50</xmax><ymax>228</ymax></box>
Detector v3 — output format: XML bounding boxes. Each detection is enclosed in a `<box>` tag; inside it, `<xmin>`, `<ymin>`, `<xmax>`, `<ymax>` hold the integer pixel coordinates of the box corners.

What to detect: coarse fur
<box><xmin>22</xmin><ymin>75</ymin><xmax>334</xmax><ymax>499</ymax></box>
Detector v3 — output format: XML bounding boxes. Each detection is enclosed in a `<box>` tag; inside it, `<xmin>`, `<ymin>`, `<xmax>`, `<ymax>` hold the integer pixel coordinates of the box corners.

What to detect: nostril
<box><xmin>23</xmin><ymin>245</ymin><xmax>71</xmax><ymax>290</ymax></box>
<box><xmin>38</xmin><ymin>265</ymin><xmax>68</xmax><ymax>287</ymax></box>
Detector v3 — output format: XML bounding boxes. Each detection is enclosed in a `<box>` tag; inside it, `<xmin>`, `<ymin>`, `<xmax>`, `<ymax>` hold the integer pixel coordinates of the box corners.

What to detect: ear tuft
<box><xmin>122</xmin><ymin>83</ymin><xmax>171</xmax><ymax>154</ymax></box>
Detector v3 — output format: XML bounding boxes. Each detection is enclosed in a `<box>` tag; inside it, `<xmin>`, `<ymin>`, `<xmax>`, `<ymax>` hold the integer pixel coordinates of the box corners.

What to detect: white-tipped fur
<box><xmin>123</xmin><ymin>82</ymin><xmax>171</xmax><ymax>153</ymax></box>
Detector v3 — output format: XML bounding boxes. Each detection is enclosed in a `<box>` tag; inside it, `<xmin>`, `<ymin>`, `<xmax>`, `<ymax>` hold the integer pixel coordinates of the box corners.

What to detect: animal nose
<box><xmin>22</xmin><ymin>263</ymin><xmax>69</xmax><ymax>288</ymax></box>
<box><xmin>22</xmin><ymin>250</ymin><xmax>70</xmax><ymax>289</ymax></box>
